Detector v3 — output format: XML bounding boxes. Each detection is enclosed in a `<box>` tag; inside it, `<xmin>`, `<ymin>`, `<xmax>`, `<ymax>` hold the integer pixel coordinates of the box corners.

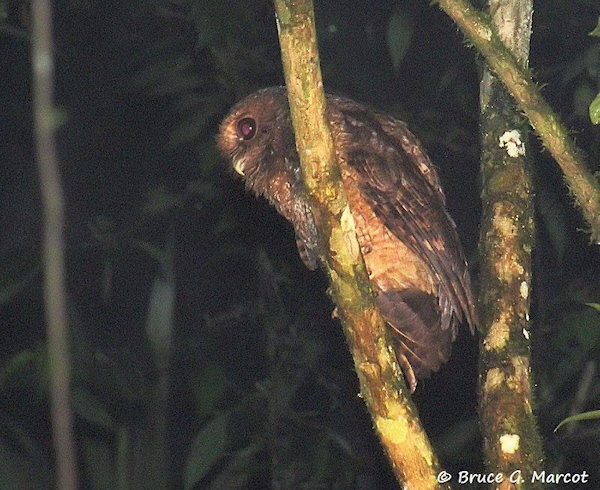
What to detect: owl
<box><xmin>217</xmin><ymin>87</ymin><xmax>477</xmax><ymax>391</ymax></box>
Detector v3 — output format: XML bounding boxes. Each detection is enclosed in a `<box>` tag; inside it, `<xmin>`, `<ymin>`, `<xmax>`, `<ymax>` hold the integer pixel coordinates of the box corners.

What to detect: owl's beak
<box><xmin>233</xmin><ymin>159</ymin><xmax>245</xmax><ymax>176</ymax></box>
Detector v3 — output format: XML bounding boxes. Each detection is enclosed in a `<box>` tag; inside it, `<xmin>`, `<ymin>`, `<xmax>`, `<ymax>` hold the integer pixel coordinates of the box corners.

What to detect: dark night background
<box><xmin>1</xmin><ymin>0</ymin><xmax>599</xmax><ymax>488</ymax></box>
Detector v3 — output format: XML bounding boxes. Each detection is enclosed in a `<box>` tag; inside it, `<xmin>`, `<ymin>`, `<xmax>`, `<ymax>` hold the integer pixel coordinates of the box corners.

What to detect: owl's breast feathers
<box><xmin>327</xmin><ymin>97</ymin><xmax>477</xmax><ymax>390</ymax></box>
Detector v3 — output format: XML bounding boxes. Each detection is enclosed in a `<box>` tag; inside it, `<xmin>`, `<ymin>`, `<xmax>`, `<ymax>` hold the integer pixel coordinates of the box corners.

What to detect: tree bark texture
<box><xmin>478</xmin><ymin>0</ymin><xmax>544</xmax><ymax>487</ymax></box>
<box><xmin>273</xmin><ymin>0</ymin><xmax>446</xmax><ymax>487</ymax></box>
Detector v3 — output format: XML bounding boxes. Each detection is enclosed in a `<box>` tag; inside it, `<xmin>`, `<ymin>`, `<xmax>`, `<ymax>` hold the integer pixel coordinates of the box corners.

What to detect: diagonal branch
<box><xmin>434</xmin><ymin>0</ymin><xmax>600</xmax><ymax>244</ymax></box>
<box><xmin>273</xmin><ymin>0</ymin><xmax>446</xmax><ymax>487</ymax></box>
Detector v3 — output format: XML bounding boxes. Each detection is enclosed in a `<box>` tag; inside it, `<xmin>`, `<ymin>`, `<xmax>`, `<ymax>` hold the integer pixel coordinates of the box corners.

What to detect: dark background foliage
<box><xmin>1</xmin><ymin>0</ymin><xmax>599</xmax><ymax>488</ymax></box>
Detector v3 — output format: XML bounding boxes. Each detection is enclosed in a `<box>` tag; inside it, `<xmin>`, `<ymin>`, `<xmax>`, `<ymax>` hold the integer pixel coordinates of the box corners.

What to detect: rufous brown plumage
<box><xmin>217</xmin><ymin>87</ymin><xmax>477</xmax><ymax>391</ymax></box>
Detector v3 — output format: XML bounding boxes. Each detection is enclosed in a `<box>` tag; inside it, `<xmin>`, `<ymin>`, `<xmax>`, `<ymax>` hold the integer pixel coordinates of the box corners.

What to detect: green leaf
<box><xmin>0</xmin><ymin>268</ymin><xmax>38</xmax><ymax>305</ymax></box>
<box><xmin>555</xmin><ymin>410</ymin><xmax>600</xmax><ymax>432</ymax></box>
<box><xmin>585</xmin><ymin>302</ymin><xmax>600</xmax><ymax>312</ymax></box>
<box><xmin>0</xmin><ymin>247</ymin><xmax>39</xmax><ymax>305</ymax></box>
<box><xmin>133</xmin><ymin>55</ymin><xmax>194</xmax><ymax>87</ymax></box>
<box><xmin>207</xmin><ymin>442</ymin><xmax>264</xmax><ymax>490</ymax></box>
<box><xmin>81</xmin><ymin>437</ymin><xmax>115</xmax><ymax>489</ymax></box>
<box><xmin>589</xmin><ymin>17</ymin><xmax>600</xmax><ymax>37</ymax></box>
<box><xmin>191</xmin><ymin>363</ymin><xmax>227</xmax><ymax>418</ymax></box>
<box><xmin>169</xmin><ymin>112</ymin><xmax>213</xmax><ymax>147</ymax></box>
<box><xmin>386</xmin><ymin>9</ymin><xmax>413</xmax><ymax>72</ymax></box>
<box><xmin>0</xmin><ymin>439</ymin><xmax>52</xmax><ymax>489</ymax></box>
<box><xmin>557</xmin><ymin>308</ymin><xmax>600</xmax><ymax>353</ymax></box>
<box><xmin>184</xmin><ymin>411</ymin><xmax>231</xmax><ymax>490</ymax></box>
<box><xmin>148</xmin><ymin>74</ymin><xmax>203</xmax><ymax>98</ymax></box>
<box><xmin>0</xmin><ymin>414</ymin><xmax>47</xmax><ymax>465</ymax></box>
<box><xmin>71</xmin><ymin>387</ymin><xmax>117</xmax><ymax>430</ymax></box>
<box><xmin>0</xmin><ymin>350</ymin><xmax>36</xmax><ymax>389</ymax></box>
<box><xmin>142</xmin><ymin>186</ymin><xmax>182</xmax><ymax>215</ymax></box>
<box><xmin>589</xmin><ymin>93</ymin><xmax>600</xmax><ymax>125</ymax></box>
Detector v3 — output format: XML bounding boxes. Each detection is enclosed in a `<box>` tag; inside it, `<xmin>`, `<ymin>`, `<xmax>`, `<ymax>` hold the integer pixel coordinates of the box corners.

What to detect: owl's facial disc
<box><xmin>218</xmin><ymin>88</ymin><xmax>288</xmax><ymax>180</ymax></box>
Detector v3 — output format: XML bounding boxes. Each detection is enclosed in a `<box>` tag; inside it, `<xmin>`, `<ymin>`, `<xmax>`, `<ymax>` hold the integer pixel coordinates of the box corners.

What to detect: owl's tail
<box><xmin>376</xmin><ymin>289</ymin><xmax>455</xmax><ymax>392</ymax></box>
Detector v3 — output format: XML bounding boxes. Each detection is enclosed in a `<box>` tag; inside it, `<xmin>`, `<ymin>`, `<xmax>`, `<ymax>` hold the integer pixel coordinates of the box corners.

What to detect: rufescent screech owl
<box><xmin>217</xmin><ymin>87</ymin><xmax>477</xmax><ymax>391</ymax></box>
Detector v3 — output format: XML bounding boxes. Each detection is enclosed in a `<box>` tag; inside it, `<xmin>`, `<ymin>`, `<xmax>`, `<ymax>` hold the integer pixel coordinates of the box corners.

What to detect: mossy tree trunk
<box><xmin>478</xmin><ymin>0</ymin><xmax>544</xmax><ymax>487</ymax></box>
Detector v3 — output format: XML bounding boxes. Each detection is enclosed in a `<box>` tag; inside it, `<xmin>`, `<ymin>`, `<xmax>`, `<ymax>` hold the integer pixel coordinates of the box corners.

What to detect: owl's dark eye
<box><xmin>236</xmin><ymin>117</ymin><xmax>257</xmax><ymax>141</ymax></box>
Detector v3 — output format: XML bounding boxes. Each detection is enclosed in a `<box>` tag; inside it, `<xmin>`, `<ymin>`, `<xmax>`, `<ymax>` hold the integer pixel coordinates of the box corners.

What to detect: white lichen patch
<box><xmin>495</xmin><ymin>251</ymin><xmax>524</xmax><ymax>283</ymax></box>
<box><xmin>341</xmin><ymin>206</ymin><xmax>360</xmax><ymax>258</ymax></box>
<box><xmin>520</xmin><ymin>281</ymin><xmax>529</xmax><ymax>299</ymax></box>
<box><xmin>340</xmin><ymin>205</ymin><xmax>354</xmax><ymax>232</ymax></box>
<box><xmin>499</xmin><ymin>434</ymin><xmax>520</xmax><ymax>454</ymax></box>
<box><xmin>493</xmin><ymin>207</ymin><xmax>518</xmax><ymax>239</ymax></box>
<box><xmin>484</xmin><ymin>368</ymin><xmax>505</xmax><ymax>393</ymax></box>
<box><xmin>499</xmin><ymin>129</ymin><xmax>525</xmax><ymax>158</ymax></box>
<box><xmin>478</xmin><ymin>25</ymin><xmax>493</xmax><ymax>41</ymax></box>
<box><xmin>484</xmin><ymin>312</ymin><xmax>510</xmax><ymax>351</ymax></box>
<box><xmin>330</xmin><ymin>206</ymin><xmax>360</xmax><ymax>268</ymax></box>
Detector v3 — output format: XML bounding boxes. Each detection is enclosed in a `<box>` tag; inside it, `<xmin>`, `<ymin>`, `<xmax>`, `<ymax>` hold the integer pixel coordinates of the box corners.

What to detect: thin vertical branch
<box><xmin>31</xmin><ymin>1</ymin><xmax>78</xmax><ymax>488</ymax></box>
<box><xmin>273</xmin><ymin>0</ymin><xmax>445</xmax><ymax>487</ymax></box>
<box><xmin>478</xmin><ymin>0</ymin><xmax>544</xmax><ymax>486</ymax></box>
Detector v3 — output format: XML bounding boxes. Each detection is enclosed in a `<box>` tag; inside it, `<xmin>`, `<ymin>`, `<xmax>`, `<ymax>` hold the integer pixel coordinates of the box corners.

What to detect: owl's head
<box><xmin>217</xmin><ymin>87</ymin><xmax>299</xmax><ymax>190</ymax></box>
<box><xmin>217</xmin><ymin>87</ymin><xmax>320</xmax><ymax>269</ymax></box>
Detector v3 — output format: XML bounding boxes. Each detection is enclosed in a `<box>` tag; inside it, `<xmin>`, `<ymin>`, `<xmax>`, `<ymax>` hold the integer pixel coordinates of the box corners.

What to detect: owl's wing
<box><xmin>333</xmin><ymin>102</ymin><xmax>477</xmax><ymax>332</ymax></box>
<box><xmin>373</xmin><ymin>113</ymin><xmax>446</xmax><ymax>203</ymax></box>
